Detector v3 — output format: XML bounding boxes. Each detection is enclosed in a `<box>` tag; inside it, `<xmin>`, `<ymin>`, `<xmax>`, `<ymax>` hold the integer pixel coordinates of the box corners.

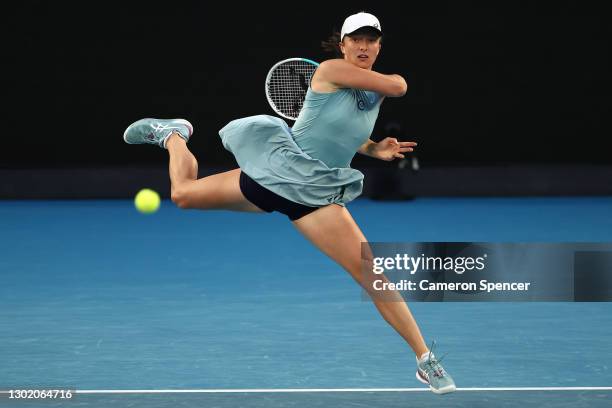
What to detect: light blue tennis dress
<box><xmin>219</xmin><ymin>87</ymin><xmax>383</xmax><ymax>207</ymax></box>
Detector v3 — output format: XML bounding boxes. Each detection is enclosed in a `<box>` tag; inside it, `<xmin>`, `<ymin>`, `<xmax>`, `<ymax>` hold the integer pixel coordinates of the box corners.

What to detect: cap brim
<box><xmin>345</xmin><ymin>26</ymin><xmax>383</xmax><ymax>37</ymax></box>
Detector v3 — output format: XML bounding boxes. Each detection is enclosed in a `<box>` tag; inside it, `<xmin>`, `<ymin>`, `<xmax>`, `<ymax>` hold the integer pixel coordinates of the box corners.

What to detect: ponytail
<box><xmin>321</xmin><ymin>30</ymin><xmax>342</xmax><ymax>57</ymax></box>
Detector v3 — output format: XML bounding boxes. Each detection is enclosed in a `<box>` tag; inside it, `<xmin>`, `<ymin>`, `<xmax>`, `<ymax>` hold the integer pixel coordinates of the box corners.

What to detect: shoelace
<box><xmin>423</xmin><ymin>341</ymin><xmax>448</xmax><ymax>379</ymax></box>
<box><xmin>150</xmin><ymin>122</ymin><xmax>183</xmax><ymax>147</ymax></box>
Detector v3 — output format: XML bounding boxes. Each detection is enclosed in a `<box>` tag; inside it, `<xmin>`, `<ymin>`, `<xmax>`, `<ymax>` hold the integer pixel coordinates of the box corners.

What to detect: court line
<box><xmin>2</xmin><ymin>387</ymin><xmax>612</xmax><ymax>394</ymax></box>
<box><xmin>72</xmin><ymin>387</ymin><xmax>612</xmax><ymax>393</ymax></box>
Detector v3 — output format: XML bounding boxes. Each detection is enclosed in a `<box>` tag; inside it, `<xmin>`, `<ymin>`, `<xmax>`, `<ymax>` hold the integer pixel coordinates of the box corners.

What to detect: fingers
<box><xmin>383</xmin><ymin>138</ymin><xmax>416</xmax><ymax>160</ymax></box>
<box><xmin>397</xmin><ymin>141</ymin><xmax>417</xmax><ymax>153</ymax></box>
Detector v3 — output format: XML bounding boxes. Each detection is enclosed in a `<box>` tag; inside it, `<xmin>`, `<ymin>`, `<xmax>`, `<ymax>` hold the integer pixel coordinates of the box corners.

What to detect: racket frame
<box><xmin>265</xmin><ymin>58</ymin><xmax>320</xmax><ymax>120</ymax></box>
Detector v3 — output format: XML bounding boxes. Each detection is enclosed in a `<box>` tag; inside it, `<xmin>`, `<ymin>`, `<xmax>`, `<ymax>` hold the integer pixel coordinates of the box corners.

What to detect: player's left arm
<box><xmin>358</xmin><ymin>138</ymin><xmax>417</xmax><ymax>161</ymax></box>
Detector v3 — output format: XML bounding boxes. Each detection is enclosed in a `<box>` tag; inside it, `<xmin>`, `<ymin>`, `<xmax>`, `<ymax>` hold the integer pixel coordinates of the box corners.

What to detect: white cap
<box><xmin>340</xmin><ymin>12</ymin><xmax>382</xmax><ymax>40</ymax></box>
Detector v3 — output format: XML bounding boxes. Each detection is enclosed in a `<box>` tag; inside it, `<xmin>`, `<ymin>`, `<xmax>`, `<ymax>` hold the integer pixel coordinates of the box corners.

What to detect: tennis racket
<box><xmin>265</xmin><ymin>58</ymin><xmax>319</xmax><ymax>121</ymax></box>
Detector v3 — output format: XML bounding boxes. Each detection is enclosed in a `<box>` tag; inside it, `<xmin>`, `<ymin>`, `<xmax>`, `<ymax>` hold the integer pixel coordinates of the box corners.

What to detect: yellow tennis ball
<box><xmin>134</xmin><ymin>188</ymin><xmax>160</xmax><ymax>214</ymax></box>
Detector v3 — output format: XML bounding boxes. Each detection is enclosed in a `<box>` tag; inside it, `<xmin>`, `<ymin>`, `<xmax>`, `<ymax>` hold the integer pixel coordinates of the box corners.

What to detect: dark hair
<box><xmin>321</xmin><ymin>30</ymin><xmax>342</xmax><ymax>57</ymax></box>
<box><xmin>321</xmin><ymin>27</ymin><xmax>383</xmax><ymax>58</ymax></box>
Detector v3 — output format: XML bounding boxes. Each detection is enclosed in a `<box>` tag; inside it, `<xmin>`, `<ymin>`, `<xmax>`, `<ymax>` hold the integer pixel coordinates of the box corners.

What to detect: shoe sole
<box><xmin>416</xmin><ymin>370</ymin><xmax>456</xmax><ymax>395</ymax></box>
<box><xmin>123</xmin><ymin>118</ymin><xmax>194</xmax><ymax>144</ymax></box>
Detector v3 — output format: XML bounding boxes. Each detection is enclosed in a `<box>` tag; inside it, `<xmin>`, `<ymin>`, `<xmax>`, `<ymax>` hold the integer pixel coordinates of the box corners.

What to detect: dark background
<box><xmin>0</xmin><ymin>0</ymin><xmax>612</xmax><ymax>198</ymax></box>
<box><xmin>3</xmin><ymin>1</ymin><xmax>611</xmax><ymax>198</ymax></box>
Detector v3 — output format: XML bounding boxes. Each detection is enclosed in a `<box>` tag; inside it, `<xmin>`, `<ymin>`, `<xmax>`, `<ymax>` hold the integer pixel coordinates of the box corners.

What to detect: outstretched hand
<box><xmin>373</xmin><ymin>137</ymin><xmax>417</xmax><ymax>161</ymax></box>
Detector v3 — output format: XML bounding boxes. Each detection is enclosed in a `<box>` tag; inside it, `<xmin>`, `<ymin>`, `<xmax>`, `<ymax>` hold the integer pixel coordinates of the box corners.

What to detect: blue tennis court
<box><xmin>1</xmin><ymin>197</ymin><xmax>611</xmax><ymax>407</ymax></box>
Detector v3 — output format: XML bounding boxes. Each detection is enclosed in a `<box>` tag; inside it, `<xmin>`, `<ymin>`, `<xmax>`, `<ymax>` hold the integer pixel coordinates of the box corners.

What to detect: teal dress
<box><xmin>219</xmin><ymin>87</ymin><xmax>383</xmax><ymax>207</ymax></box>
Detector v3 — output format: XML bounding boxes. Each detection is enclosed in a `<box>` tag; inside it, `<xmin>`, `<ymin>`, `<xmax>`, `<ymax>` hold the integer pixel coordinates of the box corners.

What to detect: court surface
<box><xmin>1</xmin><ymin>197</ymin><xmax>611</xmax><ymax>407</ymax></box>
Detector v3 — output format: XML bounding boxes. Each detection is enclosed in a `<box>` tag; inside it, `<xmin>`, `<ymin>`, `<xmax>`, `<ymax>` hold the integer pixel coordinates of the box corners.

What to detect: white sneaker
<box><xmin>123</xmin><ymin>118</ymin><xmax>193</xmax><ymax>148</ymax></box>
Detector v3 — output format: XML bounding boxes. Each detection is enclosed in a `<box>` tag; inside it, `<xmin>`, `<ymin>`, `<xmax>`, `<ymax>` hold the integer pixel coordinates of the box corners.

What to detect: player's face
<box><xmin>340</xmin><ymin>31</ymin><xmax>381</xmax><ymax>70</ymax></box>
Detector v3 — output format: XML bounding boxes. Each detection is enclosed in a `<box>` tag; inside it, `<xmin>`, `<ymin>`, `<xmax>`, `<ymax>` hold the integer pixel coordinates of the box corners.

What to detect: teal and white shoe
<box><xmin>416</xmin><ymin>345</ymin><xmax>456</xmax><ymax>394</ymax></box>
<box><xmin>123</xmin><ymin>118</ymin><xmax>193</xmax><ymax>149</ymax></box>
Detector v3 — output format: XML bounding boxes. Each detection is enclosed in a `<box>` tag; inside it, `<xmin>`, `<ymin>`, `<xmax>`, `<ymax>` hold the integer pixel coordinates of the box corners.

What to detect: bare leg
<box><xmin>293</xmin><ymin>204</ymin><xmax>429</xmax><ymax>357</ymax></box>
<box><xmin>166</xmin><ymin>133</ymin><xmax>263</xmax><ymax>212</ymax></box>
<box><xmin>167</xmin><ymin>133</ymin><xmax>199</xmax><ymax>188</ymax></box>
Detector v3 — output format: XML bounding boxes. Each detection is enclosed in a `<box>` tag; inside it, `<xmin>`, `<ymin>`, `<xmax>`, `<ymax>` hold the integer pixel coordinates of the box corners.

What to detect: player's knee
<box><xmin>356</xmin><ymin>258</ymin><xmax>379</xmax><ymax>291</ymax></box>
<box><xmin>171</xmin><ymin>188</ymin><xmax>191</xmax><ymax>209</ymax></box>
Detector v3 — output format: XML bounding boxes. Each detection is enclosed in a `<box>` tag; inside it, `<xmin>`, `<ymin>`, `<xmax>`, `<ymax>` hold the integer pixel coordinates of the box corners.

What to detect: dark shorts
<box><xmin>239</xmin><ymin>171</ymin><xmax>318</xmax><ymax>221</ymax></box>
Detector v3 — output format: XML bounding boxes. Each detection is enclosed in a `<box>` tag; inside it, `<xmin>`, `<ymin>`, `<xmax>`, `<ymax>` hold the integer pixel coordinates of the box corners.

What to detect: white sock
<box><xmin>417</xmin><ymin>350</ymin><xmax>434</xmax><ymax>363</ymax></box>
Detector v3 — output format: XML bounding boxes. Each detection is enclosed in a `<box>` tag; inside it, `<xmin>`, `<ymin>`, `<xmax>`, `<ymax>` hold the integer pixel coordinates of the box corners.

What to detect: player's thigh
<box><xmin>292</xmin><ymin>204</ymin><xmax>372</xmax><ymax>282</ymax></box>
<box><xmin>180</xmin><ymin>168</ymin><xmax>264</xmax><ymax>212</ymax></box>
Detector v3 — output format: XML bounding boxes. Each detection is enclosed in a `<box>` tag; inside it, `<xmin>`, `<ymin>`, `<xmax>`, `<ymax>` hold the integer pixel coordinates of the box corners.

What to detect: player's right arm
<box><xmin>312</xmin><ymin>59</ymin><xmax>407</xmax><ymax>97</ymax></box>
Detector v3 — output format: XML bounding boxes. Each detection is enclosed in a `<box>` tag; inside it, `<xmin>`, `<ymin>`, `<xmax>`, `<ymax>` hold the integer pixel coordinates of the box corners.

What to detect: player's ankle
<box><xmin>166</xmin><ymin>132</ymin><xmax>186</xmax><ymax>148</ymax></box>
<box><xmin>417</xmin><ymin>350</ymin><xmax>432</xmax><ymax>363</ymax></box>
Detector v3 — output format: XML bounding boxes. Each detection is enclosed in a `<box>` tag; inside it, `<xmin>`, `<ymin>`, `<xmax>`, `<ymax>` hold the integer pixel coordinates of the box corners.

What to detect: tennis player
<box><xmin>123</xmin><ymin>11</ymin><xmax>456</xmax><ymax>394</ymax></box>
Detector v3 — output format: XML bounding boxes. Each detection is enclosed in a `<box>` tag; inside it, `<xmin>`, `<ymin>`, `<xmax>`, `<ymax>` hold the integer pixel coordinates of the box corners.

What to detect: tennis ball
<box><xmin>134</xmin><ymin>188</ymin><xmax>160</xmax><ymax>214</ymax></box>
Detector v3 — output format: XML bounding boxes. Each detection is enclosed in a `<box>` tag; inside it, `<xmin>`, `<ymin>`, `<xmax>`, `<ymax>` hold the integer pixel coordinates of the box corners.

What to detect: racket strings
<box><xmin>267</xmin><ymin>60</ymin><xmax>317</xmax><ymax>120</ymax></box>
